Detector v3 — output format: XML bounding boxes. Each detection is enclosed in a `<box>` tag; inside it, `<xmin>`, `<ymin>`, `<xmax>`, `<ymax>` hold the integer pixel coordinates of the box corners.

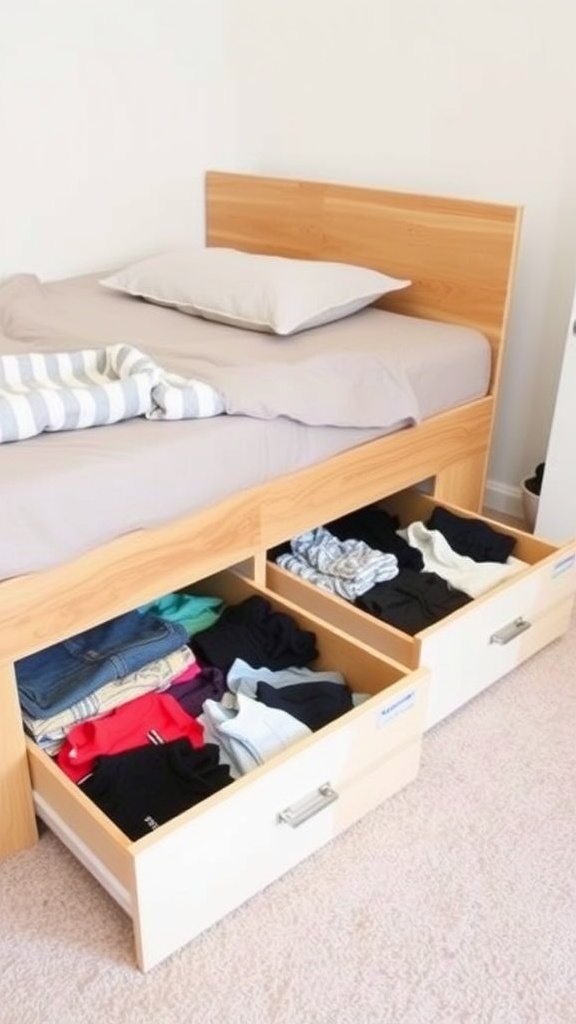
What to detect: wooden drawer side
<box><xmin>265</xmin><ymin>562</ymin><xmax>419</xmax><ymax>669</ymax></box>
<box><xmin>186</xmin><ymin>570</ymin><xmax>414</xmax><ymax>692</ymax></box>
<box><xmin>27</xmin><ymin>740</ymin><xmax>134</xmax><ymax>896</ymax></box>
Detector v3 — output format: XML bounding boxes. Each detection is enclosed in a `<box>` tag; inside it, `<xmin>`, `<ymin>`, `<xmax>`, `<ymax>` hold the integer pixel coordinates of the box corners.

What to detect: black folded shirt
<box><xmin>356</xmin><ymin>569</ymin><xmax>472</xmax><ymax>635</ymax></box>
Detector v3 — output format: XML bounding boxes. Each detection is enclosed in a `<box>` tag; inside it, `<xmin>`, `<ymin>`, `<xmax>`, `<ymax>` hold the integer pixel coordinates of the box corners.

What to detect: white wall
<box><xmin>1</xmin><ymin>0</ymin><xmax>574</xmax><ymax>504</ymax></box>
<box><xmin>224</xmin><ymin>0</ymin><xmax>576</xmax><ymax>510</ymax></box>
<box><xmin>0</xmin><ymin>0</ymin><xmax>236</xmax><ymax>279</ymax></box>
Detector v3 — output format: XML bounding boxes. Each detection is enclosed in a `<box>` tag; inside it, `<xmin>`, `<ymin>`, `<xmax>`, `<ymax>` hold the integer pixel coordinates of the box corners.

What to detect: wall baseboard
<box><xmin>484</xmin><ymin>478</ymin><xmax>524</xmax><ymax>520</ymax></box>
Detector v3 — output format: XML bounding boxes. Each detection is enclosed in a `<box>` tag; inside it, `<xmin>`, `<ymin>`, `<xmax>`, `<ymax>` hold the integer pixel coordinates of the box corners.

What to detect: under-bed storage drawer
<box><xmin>26</xmin><ymin>569</ymin><xmax>428</xmax><ymax>972</ymax></box>
<box><xmin>265</xmin><ymin>491</ymin><xmax>576</xmax><ymax>730</ymax></box>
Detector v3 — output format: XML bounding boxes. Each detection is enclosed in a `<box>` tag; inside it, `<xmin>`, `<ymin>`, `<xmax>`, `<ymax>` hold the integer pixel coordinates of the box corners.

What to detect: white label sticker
<box><xmin>377</xmin><ymin>688</ymin><xmax>416</xmax><ymax>727</ymax></box>
<box><xmin>552</xmin><ymin>553</ymin><xmax>575</xmax><ymax>578</ymax></box>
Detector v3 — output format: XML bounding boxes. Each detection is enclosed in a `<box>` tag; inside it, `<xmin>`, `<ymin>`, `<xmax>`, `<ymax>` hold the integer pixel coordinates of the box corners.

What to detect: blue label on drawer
<box><xmin>552</xmin><ymin>553</ymin><xmax>575</xmax><ymax>577</ymax></box>
<box><xmin>377</xmin><ymin>688</ymin><xmax>416</xmax><ymax>727</ymax></box>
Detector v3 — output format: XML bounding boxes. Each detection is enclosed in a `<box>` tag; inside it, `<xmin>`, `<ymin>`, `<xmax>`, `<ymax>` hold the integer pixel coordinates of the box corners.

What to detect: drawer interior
<box><xmin>265</xmin><ymin>561</ymin><xmax>419</xmax><ymax>668</ymax></box>
<box><xmin>264</xmin><ymin>487</ymin><xmax>575</xmax><ymax>668</ymax></box>
<box><xmin>25</xmin><ymin>568</ymin><xmax>427</xmax><ymax>969</ymax></box>
<box><xmin>183</xmin><ymin>569</ymin><xmax>410</xmax><ymax>694</ymax></box>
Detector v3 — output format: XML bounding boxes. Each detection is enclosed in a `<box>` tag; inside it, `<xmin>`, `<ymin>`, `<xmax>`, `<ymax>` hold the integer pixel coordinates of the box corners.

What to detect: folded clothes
<box><xmin>256</xmin><ymin>680</ymin><xmax>353</xmax><ymax>731</ymax></box>
<box><xmin>425</xmin><ymin>506</ymin><xmax>516</xmax><ymax>563</ymax></box>
<box><xmin>202</xmin><ymin>693</ymin><xmax>311</xmax><ymax>776</ymax></box>
<box><xmin>226</xmin><ymin>658</ymin><xmax>351</xmax><ymax>730</ymax></box>
<box><xmin>137</xmin><ymin>591</ymin><xmax>224</xmax><ymax>636</ymax></box>
<box><xmin>356</xmin><ymin>569</ymin><xmax>472</xmax><ymax>635</ymax></box>
<box><xmin>326</xmin><ymin>505</ymin><xmax>424</xmax><ymax>571</ymax></box>
<box><xmin>398</xmin><ymin>521</ymin><xmax>526</xmax><ymax>599</ymax></box>
<box><xmin>22</xmin><ymin>644</ymin><xmax>195</xmax><ymax>751</ymax></box>
<box><xmin>79</xmin><ymin>739</ymin><xmax>232</xmax><ymax>841</ymax></box>
<box><xmin>168</xmin><ymin>665</ymin><xmax>227</xmax><ymax>718</ymax></box>
<box><xmin>277</xmin><ymin>526</ymin><xmax>398</xmax><ymax>601</ymax></box>
<box><xmin>15</xmin><ymin>608</ymin><xmax>189</xmax><ymax>719</ymax></box>
<box><xmin>191</xmin><ymin>595</ymin><xmax>318</xmax><ymax>675</ymax></box>
<box><xmin>57</xmin><ymin>690</ymin><xmax>205</xmax><ymax>783</ymax></box>
<box><xmin>227</xmin><ymin>658</ymin><xmax>346</xmax><ymax>697</ymax></box>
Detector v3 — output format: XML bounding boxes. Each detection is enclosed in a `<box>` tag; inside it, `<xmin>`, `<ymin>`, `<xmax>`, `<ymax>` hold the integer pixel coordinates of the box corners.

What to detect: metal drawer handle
<box><xmin>490</xmin><ymin>616</ymin><xmax>532</xmax><ymax>646</ymax></box>
<box><xmin>277</xmin><ymin>783</ymin><xmax>338</xmax><ymax>828</ymax></box>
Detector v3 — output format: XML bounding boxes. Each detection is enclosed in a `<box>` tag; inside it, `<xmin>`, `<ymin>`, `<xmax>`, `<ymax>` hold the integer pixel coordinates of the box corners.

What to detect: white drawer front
<box><xmin>131</xmin><ymin>671</ymin><xmax>427</xmax><ymax>970</ymax></box>
<box><xmin>420</xmin><ymin>549</ymin><xmax>576</xmax><ymax>728</ymax></box>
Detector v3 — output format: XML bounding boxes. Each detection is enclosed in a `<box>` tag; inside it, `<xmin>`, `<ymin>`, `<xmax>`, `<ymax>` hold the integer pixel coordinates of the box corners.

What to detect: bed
<box><xmin>0</xmin><ymin>171</ymin><xmax>525</xmax><ymax>962</ymax></box>
<box><xmin>1</xmin><ymin>270</ymin><xmax>492</xmax><ymax>578</ymax></box>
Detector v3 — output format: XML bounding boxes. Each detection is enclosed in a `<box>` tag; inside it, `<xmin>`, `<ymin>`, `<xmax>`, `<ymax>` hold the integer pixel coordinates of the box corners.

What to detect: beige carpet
<box><xmin>2</xmin><ymin>618</ymin><xmax>576</xmax><ymax>1024</ymax></box>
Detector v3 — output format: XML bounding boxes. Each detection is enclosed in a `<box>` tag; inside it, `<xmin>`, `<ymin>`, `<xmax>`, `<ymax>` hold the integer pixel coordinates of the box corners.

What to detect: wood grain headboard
<box><xmin>205</xmin><ymin>170</ymin><xmax>522</xmax><ymax>395</ymax></box>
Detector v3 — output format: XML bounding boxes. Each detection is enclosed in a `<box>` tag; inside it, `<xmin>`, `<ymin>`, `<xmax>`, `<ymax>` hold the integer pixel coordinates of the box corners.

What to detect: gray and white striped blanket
<box><xmin>0</xmin><ymin>344</ymin><xmax>225</xmax><ymax>443</ymax></box>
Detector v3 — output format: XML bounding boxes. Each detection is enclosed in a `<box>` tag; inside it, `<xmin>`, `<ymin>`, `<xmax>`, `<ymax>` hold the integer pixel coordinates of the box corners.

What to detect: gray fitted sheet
<box><xmin>0</xmin><ymin>271</ymin><xmax>490</xmax><ymax>580</ymax></box>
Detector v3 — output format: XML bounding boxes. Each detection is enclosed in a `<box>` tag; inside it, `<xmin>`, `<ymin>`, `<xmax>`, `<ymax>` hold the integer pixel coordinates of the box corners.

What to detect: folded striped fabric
<box><xmin>0</xmin><ymin>344</ymin><xmax>224</xmax><ymax>442</ymax></box>
<box><xmin>277</xmin><ymin>526</ymin><xmax>399</xmax><ymax>601</ymax></box>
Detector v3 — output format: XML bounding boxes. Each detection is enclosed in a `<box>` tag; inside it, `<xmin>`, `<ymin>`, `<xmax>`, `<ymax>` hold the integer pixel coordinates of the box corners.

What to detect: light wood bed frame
<box><xmin>0</xmin><ymin>170</ymin><xmax>522</xmax><ymax>859</ymax></box>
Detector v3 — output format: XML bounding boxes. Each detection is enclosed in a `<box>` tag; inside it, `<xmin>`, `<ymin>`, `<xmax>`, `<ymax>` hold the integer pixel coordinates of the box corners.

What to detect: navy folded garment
<box><xmin>326</xmin><ymin>505</ymin><xmax>424</xmax><ymax>571</ymax></box>
<box><xmin>15</xmin><ymin>609</ymin><xmax>188</xmax><ymax>719</ymax></box>
<box><xmin>356</xmin><ymin>569</ymin><xmax>471</xmax><ymax>635</ymax></box>
<box><xmin>191</xmin><ymin>595</ymin><xmax>318</xmax><ymax>675</ymax></box>
<box><xmin>256</xmin><ymin>679</ymin><xmax>353</xmax><ymax>731</ymax></box>
<box><xmin>168</xmin><ymin>666</ymin><xmax>227</xmax><ymax>718</ymax></box>
<box><xmin>79</xmin><ymin>739</ymin><xmax>233</xmax><ymax>841</ymax></box>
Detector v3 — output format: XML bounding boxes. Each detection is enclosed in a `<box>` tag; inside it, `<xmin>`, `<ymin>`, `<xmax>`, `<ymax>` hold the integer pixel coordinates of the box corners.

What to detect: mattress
<box><xmin>0</xmin><ymin>271</ymin><xmax>491</xmax><ymax>580</ymax></box>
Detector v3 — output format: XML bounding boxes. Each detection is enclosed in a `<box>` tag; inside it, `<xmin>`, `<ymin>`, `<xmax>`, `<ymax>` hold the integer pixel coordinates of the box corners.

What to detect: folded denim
<box><xmin>15</xmin><ymin>608</ymin><xmax>188</xmax><ymax>719</ymax></box>
<box><xmin>22</xmin><ymin>645</ymin><xmax>194</xmax><ymax>750</ymax></box>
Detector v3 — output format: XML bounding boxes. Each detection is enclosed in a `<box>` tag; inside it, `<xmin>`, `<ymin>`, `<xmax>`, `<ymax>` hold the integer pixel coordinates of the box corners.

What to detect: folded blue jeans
<box><xmin>15</xmin><ymin>608</ymin><xmax>188</xmax><ymax>719</ymax></box>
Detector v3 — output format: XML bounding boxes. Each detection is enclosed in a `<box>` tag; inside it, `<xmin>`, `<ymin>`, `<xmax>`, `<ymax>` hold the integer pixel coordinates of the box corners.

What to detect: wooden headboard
<box><xmin>205</xmin><ymin>170</ymin><xmax>522</xmax><ymax>395</ymax></box>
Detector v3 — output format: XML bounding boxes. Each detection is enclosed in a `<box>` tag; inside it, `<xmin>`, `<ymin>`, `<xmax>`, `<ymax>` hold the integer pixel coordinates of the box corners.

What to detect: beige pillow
<box><xmin>100</xmin><ymin>246</ymin><xmax>410</xmax><ymax>336</ymax></box>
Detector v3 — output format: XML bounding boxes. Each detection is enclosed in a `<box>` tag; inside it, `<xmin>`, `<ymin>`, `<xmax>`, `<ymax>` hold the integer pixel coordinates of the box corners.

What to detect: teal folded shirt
<box><xmin>138</xmin><ymin>592</ymin><xmax>224</xmax><ymax>636</ymax></box>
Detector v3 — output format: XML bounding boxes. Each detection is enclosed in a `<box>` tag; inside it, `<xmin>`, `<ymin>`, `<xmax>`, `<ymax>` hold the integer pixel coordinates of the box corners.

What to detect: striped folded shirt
<box><xmin>277</xmin><ymin>526</ymin><xmax>399</xmax><ymax>601</ymax></box>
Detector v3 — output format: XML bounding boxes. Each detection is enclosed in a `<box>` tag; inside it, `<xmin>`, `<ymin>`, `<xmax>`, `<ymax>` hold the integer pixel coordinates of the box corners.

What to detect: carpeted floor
<box><xmin>2</xmin><ymin>616</ymin><xmax>576</xmax><ymax>1024</ymax></box>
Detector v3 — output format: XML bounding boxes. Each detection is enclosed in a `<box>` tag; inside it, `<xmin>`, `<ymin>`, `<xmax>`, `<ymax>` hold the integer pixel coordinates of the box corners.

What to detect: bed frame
<box><xmin>0</xmin><ymin>170</ymin><xmax>522</xmax><ymax>859</ymax></box>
